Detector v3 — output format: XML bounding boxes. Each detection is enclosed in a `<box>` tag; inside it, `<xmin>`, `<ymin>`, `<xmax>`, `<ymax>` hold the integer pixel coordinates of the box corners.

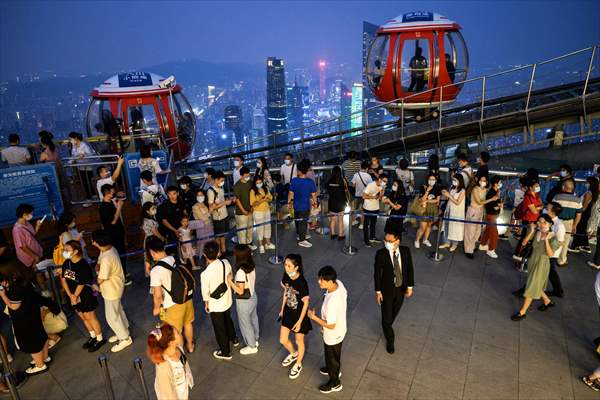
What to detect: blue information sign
<box><xmin>118</xmin><ymin>72</ymin><xmax>153</xmax><ymax>88</ymax></box>
<box><xmin>123</xmin><ymin>150</ymin><xmax>169</xmax><ymax>202</ymax></box>
<box><xmin>402</xmin><ymin>12</ymin><xmax>434</xmax><ymax>23</ymax></box>
<box><xmin>0</xmin><ymin>164</ymin><xmax>64</xmax><ymax>227</ymax></box>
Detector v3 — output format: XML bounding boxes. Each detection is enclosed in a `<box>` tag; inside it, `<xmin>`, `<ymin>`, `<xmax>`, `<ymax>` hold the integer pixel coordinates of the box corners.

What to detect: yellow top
<box><xmin>250</xmin><ymin>188</ymin><xmax>272</xmax><ymax>212</ymax></box>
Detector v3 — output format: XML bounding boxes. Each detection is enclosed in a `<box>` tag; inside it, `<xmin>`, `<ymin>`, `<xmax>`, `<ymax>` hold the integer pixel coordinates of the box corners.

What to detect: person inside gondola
<box><xmin>445</xmin><ymin>53</ymin><xmax>456</xmax><ymax>83</ymax></box>
<box><xmin>408</xmin><ymin>46</ymin><xmax>428</xmax><ymax>92</ymax></box>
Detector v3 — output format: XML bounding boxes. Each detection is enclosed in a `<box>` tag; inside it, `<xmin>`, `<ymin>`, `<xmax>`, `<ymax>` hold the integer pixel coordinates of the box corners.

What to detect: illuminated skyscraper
<box><xmin>287</xmin><ymin>82</ymin><xmax>306</xmax><ymax>131</ymax></box>
<box><xmin>362</xmin><ymin>21</ymin><xmax>385</xmax><ymax>125</ymax></box>
<box><xmin>340</xmin><ymin>82</ymin><xmax>352</xmax><ymax>131</ymax></box>
<box><xmin>266</xmin><ymin>57</ymin><xmax>287</xmax><ymax>142</ymax></box>
<box><xmin>351</xmin><ymin>83</ymin><xmax>364</xmax><ymax>130</ymax></box>
<box><xmin>318</xmin><ymin>60</ymin><xmax>326</xmax><ymax>101</ymax></box>
<box><xmin>224</xmin><ymin>105</ymin><xmax>242</xmax><ymax>145</ymax></box>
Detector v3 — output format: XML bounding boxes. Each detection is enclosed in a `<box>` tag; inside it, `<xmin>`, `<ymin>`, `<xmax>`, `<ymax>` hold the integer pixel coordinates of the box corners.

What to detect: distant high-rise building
<box><xmin>252</xmin><ymin>107</ymin><xmax>265</xmax><ymax>134</ymax></box>
<box><xmin>287</xmin><ymin>82</ymin><xmax>309</xmax><ymax>131</ymax></box>
<box><xmin>207</xmin><ymin>85</ymin><xmax>216</xmax><ymax>107</ymax></box>
<box><xmin>266</xmin><ymin>57</ymin><xmax>287</xmax><ymax>142</ymax></box>
<box><xmin>293</xmin><ymin>68</ymin><xmax>309</xmax><ymax>87</ymax></box>
<box><xmin>351</xmin><ymin>83</ymin><xmax>364</xmax><ymax>130</ymax></box>
<box><xmin>362</xmin><ymin>21</ymin><xmax>385</xmax><ymax>125</ymax></box>
<box><xmin>340</xmin><ymin>82</ymin><xmax>352</xmax><ymax>131</ymax></box>
<box><xmin>224</xmin><ymin>105</ymin><xmax>242</xmax><ymax>145</ymax></box>
<box><xmin>318</xmin><ymin>60</ymin><xmax>326</xmax><ymax>101</ymax></box>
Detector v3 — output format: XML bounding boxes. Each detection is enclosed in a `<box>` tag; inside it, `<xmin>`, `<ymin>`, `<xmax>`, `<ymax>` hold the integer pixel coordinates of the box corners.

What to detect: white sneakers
<box><xmin>289</xmin><ymin>363</ymin><xmax>303</xmax><ymax>380</ymax></box>
<box><xmin>240</xmin><ymin>346</ymin><xmax>258</xmax><ymax>355</ymax></box>
<box><xmin>259</xmin><ymin>246</ymin><xmax>265</xmax><ymax>254</ymax></box>
<box><xmin>111</xmin><ymin>337</ymin><xmax>133</xmax><ymax>353</ymax></box>
<box><xmin>438</xmin><ymin>243</ymin><xmax>450</xmax><ymax>249</ymax></box>
<box><xmin>265</xmin><ymin>243</ymin><xmax>276</xmax><ymax>250</ymax></box>
<box><xmin>587</xmin><ymin>260</ymin><xmax>600</xmax><ymax>269</ymax></box>
<box><xmin>108</xmin><ymin>335</ymin><xmax>119</xmax><ymax>343</ymax></box>
<box><xmin>248</xmin><ymin>244</ymin><xmax>258</xmax><ymax>251</ymax></box>
<box><xmin>478</xmin><ymin>244</ymin><xmax>489</xmax><ymax>251</ymax></box>
<box><xmin>281</xmin><ymin>352</ymin><xmax>298</xmax><ymax>367</ymax></box>
<box><xmin>414</xmin><ymin>240</ymin><xmax>420</xmax><ymax>249</ymax></box>
<box><xmin>486</xmin><ymin>250</ymin><xmax>498</xmax><ymax>259</ymax></box>
<box><xmin>298</xmin><ymin>240</ymin><xmax>312</xmax><ymax>248</ymax></box>
<box><xmin>422</xmin><ymin>240</ymin><xmax>432</xmax><ymax>248</ymax></box>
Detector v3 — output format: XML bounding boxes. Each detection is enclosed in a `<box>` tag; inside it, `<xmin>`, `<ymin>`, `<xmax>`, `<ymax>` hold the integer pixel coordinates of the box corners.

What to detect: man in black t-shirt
<box><xmin>99</xmin><ymin>184</ymin><xmax>131</xmax><ymax>285</ymax></box>
<box><xmin>157</xmin><ymin>186</ymin><xmax>186</xmax><ymax>246</ymax></box>
<box><xmin>178</xmin><ymin>175</ymin><xmax>197</xmax><ymax>215</ymax></box>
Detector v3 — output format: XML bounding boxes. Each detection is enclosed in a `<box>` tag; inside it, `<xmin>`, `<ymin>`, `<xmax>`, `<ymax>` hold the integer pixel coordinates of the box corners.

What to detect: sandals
<box><xmin>582</xmin><ymin>376</ymin><xmax>600</xmax><ymax>391</ymax></box>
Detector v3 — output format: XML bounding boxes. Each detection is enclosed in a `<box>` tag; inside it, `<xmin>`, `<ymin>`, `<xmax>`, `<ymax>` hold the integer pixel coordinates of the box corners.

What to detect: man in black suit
<box><xmin>374</xmin><ymin>228</ymin><xmax>414</xmax><ymax>354</ymax></box>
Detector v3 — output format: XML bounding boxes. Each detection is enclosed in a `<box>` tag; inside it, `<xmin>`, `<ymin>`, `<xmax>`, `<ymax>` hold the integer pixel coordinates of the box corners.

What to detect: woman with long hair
<box><xmin>0</xmin><ymin>260</ymin><xmax>49</xmax><ymax>374</ymax></box>
<box><xmin>227</xmin><ymin>244</ymin><xmax>260</xmax><ymax>355</ymax></box>
<box><xmin>147</xmin><ymin>323</ymin><xmax>194</xmax><ymax>400</ymax></box>
<box><xmin>250</xmin><ymin>175</ymin><xmax>274</xmax><ymax>253</ymax></box>
<box><xmin>571</xmin><ymin>176</ymin><xmax>600</xmax><ymax>253</ymax></box>
<box><xmin>326</xmin><ymin>166</ymin><xmax>349</xmax><ymax>241</ymax></box>
<box><xmin>38</xmin><ymin>130</ymin><xmax>61</xmax><ymax>166</ymax></box>
<box><xmin>255</xmin><ymin>156</ymin><xmax>273</xmax><ymax>189</ymax></box>
<box><xmin>59</xmin><ymin>241</ymin><xmax>104</xmax><ymax>351</ymax></box>
<box><xmin>439</xmin><ymin>174</ymin><xmax>466</xmax><ymax>252</ymax></box>
<box><xmin>279</xmin><ymin>254</ymin><xmax>312</xmax><ymax>380</ymax></box>
<box><xmin>414</xmin><ymin>174</ymin><xmax>441</xmax><ymax>248</ymax></box>
<box><xmin>192</xmin><ymin>189</ymin><xmax>214</xmax><ymax>258</ymax></box>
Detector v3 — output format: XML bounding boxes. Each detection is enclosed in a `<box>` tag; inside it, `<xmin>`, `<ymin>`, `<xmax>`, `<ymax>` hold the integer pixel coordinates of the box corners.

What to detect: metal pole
<box><xmin>98</xmin><ymin>354</ymin><xmax>116</xmax><ymax>400</ymax></box>
<box><xmin>269</xmin><ymin>192</ymin><xmax>284</xmax><ymax>265</ymax></box>
<box><xmin>300</xmin><ymin>127</ymin><xmax>305</xmax><ymax>159</ymax></box>
<box><xmin>363</xmin><ymin>109</ymin><xmax>368</xmax><ymax>150</ymax></box>
<box><xmin>479</xmin><ymin>76</ymin><xmax>486</xmax><ymax>142</ymax></box>
<box><xmin>3</xmin><ymin>373</ymin><xmax>21</xmax><ymax>400</ymax></box>
<box><xmin>428</xmin><ymin>215</ymin><xmax>445</xmax><ymax>262</ymax></box>
<box><xmin>315</xmin><ymin>174</ymin><xmax>330</xmax><ymax>236</ymax></box>
<box><xmin>582</xmin><ymin>45</ymin><xmax>597</xmax><ymax>120</ymax></box>
<box><xmin>342</xmin><ymin>209</ymin><xmax>358</xmax><ymax>255</ymax></box>
<box><xmin>133</xmin><ymin>358</ymin><xmax>150</xmax><ymax>400</ymax></box>
<box><xmin>46</xmin><ymin>265</ymin><xmax>62</xmax><ymax>311</ymax></box>
<box><xmin>525</xmin><ymin>64</ymin><xmax>537</xmax><ymax>133</ymax></box>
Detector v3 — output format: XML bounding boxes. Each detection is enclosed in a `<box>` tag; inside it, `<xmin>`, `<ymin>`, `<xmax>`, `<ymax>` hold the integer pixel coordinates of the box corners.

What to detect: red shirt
<box><xmin>522</xmin><ymin>192</ymin><xmax>542</xmax><ymax>223</ymax></box>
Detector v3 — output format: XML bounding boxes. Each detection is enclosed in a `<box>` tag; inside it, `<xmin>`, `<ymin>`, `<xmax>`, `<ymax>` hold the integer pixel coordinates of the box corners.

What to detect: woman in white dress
<box><xmin>439</xmin><ymin>174</ymin><xmax>466</xmax><ymax>252</ymax></box>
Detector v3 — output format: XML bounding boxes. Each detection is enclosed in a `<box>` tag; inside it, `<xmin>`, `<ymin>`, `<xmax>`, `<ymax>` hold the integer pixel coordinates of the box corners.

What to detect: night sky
<box><xmin>1</xmin><ymin>0</ymin><xmax>599</xmax><ymax>80</ymax></box>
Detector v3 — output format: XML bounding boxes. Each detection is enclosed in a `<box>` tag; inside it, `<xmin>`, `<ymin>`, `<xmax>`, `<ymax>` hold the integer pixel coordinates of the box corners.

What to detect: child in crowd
<box><xmin>178</xmin><ymin>216</ymin><xmax>198</xmax><ymax>270</ymax></box>
<box><xmin>140</xmin><ymin>170</ymin><xmax>166</xmax><ymax>206</ymax></box>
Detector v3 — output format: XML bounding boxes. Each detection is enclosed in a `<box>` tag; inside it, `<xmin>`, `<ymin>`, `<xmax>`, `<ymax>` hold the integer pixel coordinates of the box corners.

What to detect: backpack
<box><xmin>153</xmin><ymin>259</ymin><xmax>196</xmax><ymax>304</ymax></box>
<box><xmin>53</xmin><ymin>233</ymin><xmax>65</xmax><ymax>266</ymax></box>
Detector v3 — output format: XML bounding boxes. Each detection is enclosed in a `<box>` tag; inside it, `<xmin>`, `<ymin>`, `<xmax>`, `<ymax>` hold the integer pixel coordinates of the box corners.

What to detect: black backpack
<box><xmin>154</xmin><ymin>259</ymin><xmax>196</xmax><ymax>304</ymax></box>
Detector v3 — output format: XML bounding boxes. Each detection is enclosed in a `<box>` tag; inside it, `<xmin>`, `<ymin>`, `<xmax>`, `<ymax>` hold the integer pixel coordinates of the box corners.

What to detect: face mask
<box><xmin>62</xmin><ymin>251</ymin><xmax>72</xmax><ymax>260</ymax></box>
<box><xmin>479</xmin><ymin>181</ymin><xmax>486</xmax><ymax>188</ymax></box>
<box><xmin>286</xmin><ymin>270</ymin><xmax>297</xmax><ymax>279</ymax></box>
<box><xmin>69</xmin><ymin>139</ymin><xmax>76</xmax><ymax>145</ymax></box>
<box><xmin>284</xmin><ymin>159</ymin><xmax>291</xmax><ymax>166</ymax></box>
<box><xmin>196</xmin><ymin>196</ymin><xmax>205</xmax><ymax>203</ymax></box>
<box><xmin>243</xmin><ymin>176</ymin><xmax>250</xmax><ymax>183</ymax></box>
<box><xmin>452</xmin><ymin>179</ymin><xmax>458</xmax><ymax>186</ymax></box>
<box><xmin>384</xmin><ymin>241</ymin><xmax>396</xmax><ymax>251</ymax></box>
<box><xmin>25</xmin><ymin>214</ymin><xmax>33</xmax><ymax>221</ymax></box>
<box><xmin>585</xmin><ymin>183</ymin><xmax>590</xmax><ymax>190</ymax></box>
<box><xmin>498</xmin><ymin>183</ymin><xmax>503</xmax><ymax>189</ymax></box>
<box><xmin>559</xmin><ymin>170</ymin><xmax>567</xmax><ymax>177</ymax></box>
<box><xmin>203</xmin><ymin>172</ymin><xmax>208</xmax><ymax>179</ymax></box>
<box><xmin>256</xmin><ymin>183</ymin><xmax>264</xmax><ymax>189</ymax></box>
<box><xmin>392</xmin><ymin>184</ymin><xmax>398</xmax><ymax>191</ymax></box>
<box><xmin>180</xmin><ymin>184</ymin><xmax>188</xmax><ymax>190</ymax></box>
<box><xmin>257</xmin><ymin>162</ymin><xmax>262</xmax><ymax>168</ymax></box>
<box><xmin>234</xmin><ymin>160</ymin><xmax>240</xmax><ymax>167</ymax></box>
<box><xmin>381</xmin><ymin>180</ymin><xmax>388</xmax><ymax>187</ymax></box>
<box><xmin>149</xmin><ymin>208</ymin><xmax>157</xmax><ymax>216</ymax></box>
<box><xmin>218</xmin><ymin>181</ymin><xmax>225</xmax><ymax>187</ymax></box>
<box><xmin>68</xmin><ymin>222</ymin><xmax>76</xmax><ymax>229</ymax></box>
<box><xmin>428</xmin><ymin>180</ymin><xmax>436</xmax><ymax>186</ymax></box>
<box><xmin>534</xmin><ymin>186</ymin><xmax>541</xmax><ymax>193</ymax></box>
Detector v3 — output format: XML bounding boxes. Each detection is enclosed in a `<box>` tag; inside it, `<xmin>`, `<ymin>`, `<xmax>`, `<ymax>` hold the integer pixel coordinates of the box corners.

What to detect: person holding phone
<box><xmin>279</xmin><ymin>254</ymin><xmax>312</xmax><ymax>380</ymax></box>
<box><xmin>12</xmin><ymin>204</ymin><xmax>44</xmax><ymax>269</ymax></box>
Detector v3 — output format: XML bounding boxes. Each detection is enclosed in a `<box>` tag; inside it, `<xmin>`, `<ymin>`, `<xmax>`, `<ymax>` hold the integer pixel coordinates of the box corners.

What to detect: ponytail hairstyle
<box><xmin>146</xmin><ymin>324</ymin><xmax>176</xmax><ymax>364</ymax></box>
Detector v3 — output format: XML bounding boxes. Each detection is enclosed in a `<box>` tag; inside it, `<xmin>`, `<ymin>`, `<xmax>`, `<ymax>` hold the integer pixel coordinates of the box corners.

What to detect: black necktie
<box><xmin>393</xmin><ymin>251</ymin><xmax>403</xmax><ymax>287</ymax></box>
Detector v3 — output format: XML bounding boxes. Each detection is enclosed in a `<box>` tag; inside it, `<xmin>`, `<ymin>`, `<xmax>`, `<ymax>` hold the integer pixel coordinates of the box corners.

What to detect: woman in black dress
<box><xmin>384</xmin><ymin>179</ymin><xmax>410</xmax><ymax>238</ymax></box>
<box><xmin>0</xmin><ymin>260</ymin><xmax>49</xmax><ymax>374</ymax></box>
<box><xmin>60</xmin><ymin>240</ymin><xmax>104</xmax><ymax>350</ymax></box>
<box><xmin>327</xmin><ymin>166</ymin><xmax>350</xmax><ymax>241</ymax></box>
<box><xmin>278</xmin><ymin>254</ymin><xmax>311</xmax><ymax>380</ymax></box>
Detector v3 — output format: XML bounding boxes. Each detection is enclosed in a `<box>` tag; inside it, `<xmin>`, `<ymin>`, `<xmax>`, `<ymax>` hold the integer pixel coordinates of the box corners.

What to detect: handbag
<box><xmin>43</xmin><ymin>310</ymin><xmax>68</xmax><ymax>334</ymax></box>
<box><xmin>235</xmin><ymin>271</ymin><xmax>251</xmax><ymax>300</ymax></box>
<box><xmin>209</xmin><ymin>260</ymin><xmax>228</xmax><ymax>299</ymax></box>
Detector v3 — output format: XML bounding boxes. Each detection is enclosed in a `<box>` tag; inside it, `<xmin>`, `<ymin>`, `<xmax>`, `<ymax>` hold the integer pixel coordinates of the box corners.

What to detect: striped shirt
<box><xmin>553</xmin><ymin>192</ymin><xmax>583</xmax><ymax>220</ymax></box>
<box><xmin>342</xmin><ymin>159</ymin><xmax>361</xmax><ymax>183</ymax></box>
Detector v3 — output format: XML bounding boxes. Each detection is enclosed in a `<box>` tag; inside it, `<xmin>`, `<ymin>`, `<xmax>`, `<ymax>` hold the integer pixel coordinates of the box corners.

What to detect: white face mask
<box><xmin>196</xmin><ymin>196</ymin><xmax>205</xmax><ymax>203</ymax></box>
<box><xmin>257</xmin><ymin>162</ymin><xmax>262</xmax><ymax>168</ymax></box>
<box><xmin>203</xmin><ymin>172</ymin><xmax>208</xmax><ymax>179</ymax></box>
<box><xmin>256</xmin><ymin>183</ymin><xmax>263</xmax><ymax>189</ymax></box>
<box><xmin>559</xmin><ymin>170</ymin><xmax>567</xmax><ymax>177</ymax></box>
<box><xmin>218</xmin><ymin>181</ymin><xmax>225</xmax><ymax>187</ymax></box>
<box><xmin>243</xmin><ymin>176</ymin><xmax>250</xmax><ymax>183</ymax></box>
<box><xmin>284</xmin><ymin>159</ymin><xmax>291</xmax><ymax>166</ymax></box>
<box><xmin>533</xmin><ymin>186</ymin><xmax>541</xmax><ymax>193</ymax></box>
<box><xmin>452</xmin><ymin>179</ymin><xmax>459</xmax><ymax>186</ymax></box>
<box><xmin>384</xmin><ymin>241</ymin><xmax>396</xmax><ymax>251</ymax></box>
<box><xmin>479</xmin><ymin>181</ymin><xmax>486</xmax><ymax>188</ymax></box>
<box><xmin>498</xmin><ymin>183</ymin><xmax>503</xmax><ymax>189</ymax></box>
<box><xmin>234</xmin><ymin>160</ymin><xmax>241</xmax><ymax>167</ymax></box>
<box><xmin>180</xmin><ymin>184</ymin><xmax>188</xmax><ymax>190</ymax></box>
<box><xmin>391</xmin><ymin>184</ymin><xmax>398</xmax><ymax>191</ymax></box>
<box><xmin>25</xmin><ymin>214</ymin><xmax>33</xmax><ymax>221</ymax></box>
<box><xmin>62</xmin><ymin>251</ymin><xmax>72</xmax><ymax>260</ymax></box>
<box><xmin>286</xmin><ymin>270</ymin><xmax>297</xmax><ymax>279</ymax></box>
<box><xmin>149</xmin><ymin>208</ymin><xmax>157</xmax><ymax>216</ymax></box>
<box><xmin>69</xmin><ymin>139</ymin><xmax>76</xmax><ymax>145</ymax></box>
<box><xmin>428</xmin><ymin>180</ymin><xmax>436</xmax><ymax>186</ymax></box>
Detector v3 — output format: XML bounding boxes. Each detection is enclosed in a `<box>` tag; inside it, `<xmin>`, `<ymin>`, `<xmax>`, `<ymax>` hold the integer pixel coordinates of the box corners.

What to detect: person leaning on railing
<box><xmin>68</xmin><ymin>132</ymin><xmax>96</xmax><ymax>200</ymax></box>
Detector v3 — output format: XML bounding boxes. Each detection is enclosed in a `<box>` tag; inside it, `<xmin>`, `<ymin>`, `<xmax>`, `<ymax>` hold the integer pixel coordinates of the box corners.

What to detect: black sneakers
<box><xmin>319</xmin><ymin>367</ymin><xmax>342</xmax><ymax>377</ymax></box>
<box><xmin>88</xmin><ymin>338</ymin><xmax>107</xmax><ymax>352</ymax></box>
<box><xmin>82</xmin><ymin>337</ymin><xmax>95</xmax><ymax>349</ymax></box>
<box><xmin>319</xmin><ymin>382</ymin><xmax>343</xmax><ymax>394</ymax></box>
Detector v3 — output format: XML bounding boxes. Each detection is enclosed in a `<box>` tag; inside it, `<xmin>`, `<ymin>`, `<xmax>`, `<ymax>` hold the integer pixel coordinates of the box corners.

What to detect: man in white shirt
<box><xmin>96</xmin><ymin>155</ymin><xmax>124</xmax><ymax>200</ymax></box>
<box><xmin>91</xmin><ymin>230</ymin><xmax>132</xmax><ymax>353</ymax></box>
<box><xmin>1</xmin><ymin>134</ymin><xmax>31</xmax><ymax>166</ymax></box>
<box><xmin>148</xmin><ymin>236</ymin><xmax>195</xmax><ymax>352</ymax></box>
<box><xmin>308</xmin><ymin>266</ymin><xmax>347</xmax><ymax>394</ymax></box>
<box><xmin>351</xmin><ymin>161</ymin><xmax>373</xmax><ymax>228</ymax></box>
<box><xmin>362</xmin><ymin>173</ymin><xmax>388</xmax><ymax>247</ymax></box>
<box><xmin>232</xmin><ymin>155</ymin><xmax>244</xmax><ymax>184</ymax></box>
<box><xmin>280</xmin><ymin>153</ymin><xmax>297</xmax><ymax>185</ymax></box>
<box><xmin>201</xmin><ymin>241</ymin><xmax>238</xmax><ymax>360</ymax></box>
<box><xmin>547</xmin><ymin>202</ymin><xmax>565</xmax><ymax>297</ymax></box>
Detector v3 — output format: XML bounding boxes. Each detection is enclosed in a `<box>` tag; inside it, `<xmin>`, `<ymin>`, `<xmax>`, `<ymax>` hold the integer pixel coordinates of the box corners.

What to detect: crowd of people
<box><xmin>1</xmin><ymin>134</ymin><xmax>600</xmax><ymax>397</ymax></box>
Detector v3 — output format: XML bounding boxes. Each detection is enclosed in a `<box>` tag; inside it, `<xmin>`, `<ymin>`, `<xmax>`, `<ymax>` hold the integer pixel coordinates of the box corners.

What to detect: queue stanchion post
<box><xmin>45</xmin><ymin>264</ymin><xmax>63</xmax><ymax>311</ymax></box>
<box><xmin>133</xmin><ymin>358</ymin><xmax>150</xmax><ymax>400</ymax></box>
<box><xmin>269</xmin><ymin>217</ymin><xmax>284</xmax><ymax>265</ymax></box>
<box><xmin>0</xmin><ymin>338</ymin><xmax>25</xmax><ymax>400</ymax></box>
<box><xmin>342</xmin><ymin>208</ymin><xmax>358</xmax><ymax>255</ymax></box>
<box><xmin>98</xmin><ymin>354</ymin><xmax>116</xmax><ymax>400</ymax></box>
<box><xmin>3</xmin><ymin>373</ymin><xmax>21</xmax><ymax>400</ymax></box>
<box><xmin>315</xmin><ymin>194</ymin><xmax>330</xmax><ymax>236</ymax></box>
<box><xmin>428</xmin><ymin>215</ymin><xmax>445</xmax><ymax>262</ymax></box>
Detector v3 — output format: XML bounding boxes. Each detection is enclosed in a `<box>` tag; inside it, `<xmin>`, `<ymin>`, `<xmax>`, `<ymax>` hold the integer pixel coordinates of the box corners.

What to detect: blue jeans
<box><xmin>235</xmin><ymin>293</ymin><xmax>259</xmax><ymax>348</ymax></box>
